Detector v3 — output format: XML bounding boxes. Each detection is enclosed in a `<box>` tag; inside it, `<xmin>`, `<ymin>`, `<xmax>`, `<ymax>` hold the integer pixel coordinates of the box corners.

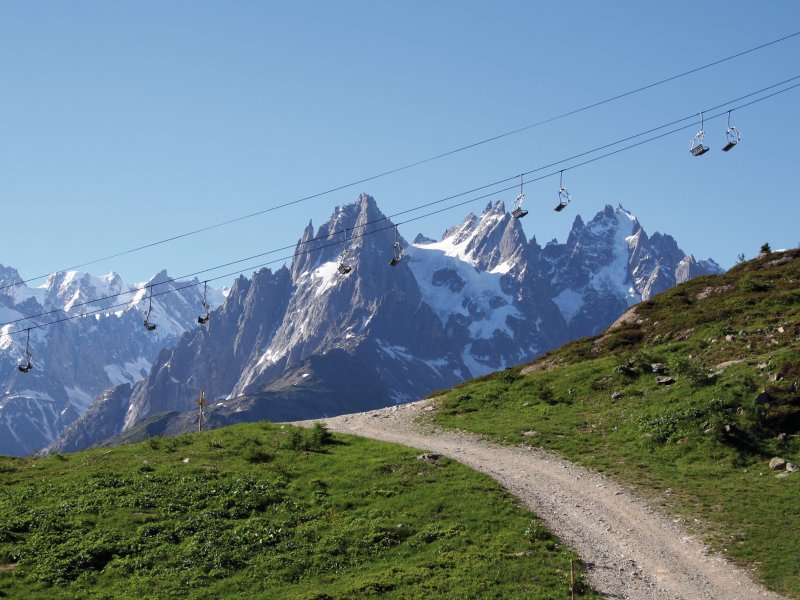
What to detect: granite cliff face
<box><xmin>51</xmin><ymin>194</ymin><xmax>721</xmax><ymax>452</ymax></box>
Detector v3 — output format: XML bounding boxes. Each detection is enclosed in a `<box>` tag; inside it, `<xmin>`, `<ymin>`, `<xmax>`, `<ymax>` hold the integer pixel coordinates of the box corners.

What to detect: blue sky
<box><xmin>2</xmin><ymin>1</ymin><xmax>799</xmax><ymax>289</ymax></box>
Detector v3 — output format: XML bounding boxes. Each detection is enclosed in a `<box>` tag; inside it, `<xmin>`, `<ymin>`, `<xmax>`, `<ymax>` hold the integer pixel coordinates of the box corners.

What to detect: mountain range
<box><xmin>41</xmin><ymin>193</ymin><xmax>721</xmax><ymax>453</ymax></box>
<box><xmin>0</xmin><ymin>268</ymin><xmax>224</xmax><ymax>455</ymax></box>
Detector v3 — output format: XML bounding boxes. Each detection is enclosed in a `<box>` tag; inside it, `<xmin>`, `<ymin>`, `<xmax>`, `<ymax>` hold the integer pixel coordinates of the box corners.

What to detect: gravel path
<box><xmin>294</xmin><ymin>399</ymin><xmax>785</xmax><ymax>600</ymax></box>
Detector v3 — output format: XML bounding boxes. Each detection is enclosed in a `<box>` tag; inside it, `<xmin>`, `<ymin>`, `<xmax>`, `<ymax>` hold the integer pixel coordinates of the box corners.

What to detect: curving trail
<box><xmin>295</xmin><ymin>400</ymin><xmax>785</xmax><ymax>600</ymax></box>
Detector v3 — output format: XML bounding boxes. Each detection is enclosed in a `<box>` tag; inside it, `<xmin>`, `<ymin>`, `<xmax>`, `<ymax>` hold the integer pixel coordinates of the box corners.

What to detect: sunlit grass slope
<box><xmin>431</xmin><ymin>248</ymin><xmax>800</xmax><ymax>597</ymax></box>
<box><xmin>0</xmin><ymin>423</ymin><xmax>598</xmax><ymax>599</ymax></box>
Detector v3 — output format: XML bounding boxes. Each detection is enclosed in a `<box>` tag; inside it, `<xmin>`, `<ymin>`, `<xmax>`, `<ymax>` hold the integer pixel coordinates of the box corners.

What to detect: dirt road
<box><xmin>295</xmin><ymin>399</ymin><xmax>785</xmax><ymax>600</ymax></box>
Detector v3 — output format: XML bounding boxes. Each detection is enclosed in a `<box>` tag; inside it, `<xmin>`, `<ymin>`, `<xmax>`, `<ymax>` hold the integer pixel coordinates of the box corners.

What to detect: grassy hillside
<box><xmin>430</xmin><ymin>249</ymin><xmax>800</xmax><ymax>597</ymax></box>
<box><xmin>0</xmin><ymin>422</ymin><xmax>599</xmax><ymax>599</ymax></box>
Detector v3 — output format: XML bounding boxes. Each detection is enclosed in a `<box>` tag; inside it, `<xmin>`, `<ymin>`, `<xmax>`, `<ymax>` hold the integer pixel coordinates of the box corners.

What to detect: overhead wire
<box><xmin>2</xmin><ymin>30</ymin><xmax>799</xmax><ymax>293</ymax></box>
<box><xmin>2</xmin><ymin>77</ymin><xmax>799</xmax><ymax>336</ymax></box>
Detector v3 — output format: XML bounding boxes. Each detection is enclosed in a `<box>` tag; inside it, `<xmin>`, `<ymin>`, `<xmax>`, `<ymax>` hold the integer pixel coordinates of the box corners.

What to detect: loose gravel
<box><xmin>295</xmin><ymin>399</ymin><xmax>785</xmax><ymax>600</ymax></box>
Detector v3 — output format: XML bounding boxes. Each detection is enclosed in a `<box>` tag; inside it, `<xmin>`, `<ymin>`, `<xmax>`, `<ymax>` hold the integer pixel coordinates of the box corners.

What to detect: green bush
<box><xmin>667</xmin><ymin>355</ymin><xmax>712</xmax><ymax>385</ymax></box>
<box><xmin>638</xmin><ymin>398</ymin><xmax>731</xmax><ymax>444</ymax></box>
<box><xmin>307</xmin><ymin>422</ymin><xmax>333</xmax><ymax>448</ymax></box>
<box><xmin>281</xmin><ymin>423</ymin><xmax>333</xmax><ymax>452</ymax></box>
<box><xmin>739</xmin><ymin>276</ymin><xmax>769</xmax><ymax>293</ymax></box>
<box><xmin>524</xmin><ymin>520</ymin><xmax>551</xmax><ymax>542</ymax></box>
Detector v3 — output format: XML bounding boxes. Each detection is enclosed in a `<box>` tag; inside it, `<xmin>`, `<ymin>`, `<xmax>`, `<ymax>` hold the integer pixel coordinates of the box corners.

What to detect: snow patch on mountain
<box><xmin>103</xmin><ymin>358</ymin><xmax>152</xmax><ymax>387</ymax></box>
<box><xmin>377</xmin><ymin>340</ymin><xmax>413</xmax><ymax>361</ymax></box>
<box><xmin>11</xmin><ymin>389</ymin><xmax>54</xmax><ymax>402</ymax></box>
<box><xmin>310</xmin><ymin>260</ymin><xmax>341</xmax><ymax>298</ymax></box>
<box><xmin>553</xmin><ymin>289</ymin><xmax>585</xmax><ymax>324</ymax></box>
<box><xmin>65</xmin><ymin>386</ymin><xmax>95</xmax><ymax>410</ymax></box>
<box><xmin>407</xmin><ymin>243</ymin><xmax>519</xmax><ymax>338</ymax></box>
<box><xmin>490</xmin><ymin>261</ymin><xmax>513</xmax><ymax>274</ymax></box>
<box><xmin>587</xmin><ymin>208</ymin><xmax>642</xmax><ymax>303</ymax></box>
<box><xmin>461</xmin><ymin>344</ymin><xmax>506</xmax><ymax>378</ymax></box>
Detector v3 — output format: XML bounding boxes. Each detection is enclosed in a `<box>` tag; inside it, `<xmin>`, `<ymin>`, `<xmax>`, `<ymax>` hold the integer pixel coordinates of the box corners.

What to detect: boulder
<box><xmin>417</xmin><ymin>453</ymin><xmax>441</xmax><ymax>463</ymax></box>
<box><xmin>651</xmin><ymin>363</ymin><xmax>666</xmax><ymax>373</ymax></box>
<box><xmin>769</xmin><ymin>457</ymin><xmax>787</xmax><ymax>470</ymax></box>
<box><xmin>786</xmin><ymin>463</ymin><xmax>799</xmax><ymax>473</ymax></box>
<box><xmin>521</xmin><ymin>430</ymin><xmax>539</xmax><ymax>437</ymax></box>
<box><xmin>611</xmin><ymin>392</ymin><xmax>622</xmax><ymax>400</ymax></box>
<box><xmin>656</xmin><ymin>376</ymin><xmax>675</xmax><ymax>385</ymax></box>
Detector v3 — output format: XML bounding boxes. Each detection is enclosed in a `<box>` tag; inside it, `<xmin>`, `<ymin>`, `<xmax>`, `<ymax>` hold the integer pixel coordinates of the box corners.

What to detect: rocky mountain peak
<box><xmin>290</xmin><ymin>194</ymin><xmax>397</xmax><ymax>280</ymax></box>
<box><xmin>7</xmin><ymin>193</ymin><xmax>724</xmax><ymax>457</ymax></box>
<box><xmin>413</xmin><ymin>233</ymin><xmax>436</xmax><ymax>245</ymax></box>
<box><xmin>145</xmin><ymin>269</ymin><xmax>172</xmax><ymax>287</ymax></box>
<box><xmin>0</xmin><ymin>265</ymin><xmax>23</xmax><ymax>297</ymax></box>
<box><xmin>425</xmin><ymin>200</ymin><xmax>527</xmax><ymax>273</ymax></box>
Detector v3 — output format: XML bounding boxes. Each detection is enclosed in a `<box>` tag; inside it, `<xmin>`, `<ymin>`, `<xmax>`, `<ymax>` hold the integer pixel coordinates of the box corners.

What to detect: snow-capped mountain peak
<box><xmin>3</xmin><ymin>193</ymin><xmax>723</xmax><ymax>457</ymax></box>
<box><xmin>422</xmin><ymin>200</ymin><xmax>527</xmax><ymax>273</ymax></box>
<box><xmin>0</xmin><ymin>267</ymin><xmax>223</xmax><ymax>455</ymax></box>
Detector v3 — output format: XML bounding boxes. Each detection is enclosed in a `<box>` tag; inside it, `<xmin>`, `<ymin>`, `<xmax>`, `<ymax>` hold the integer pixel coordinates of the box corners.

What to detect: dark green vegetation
<box><xmin>0</xmin><ymin>423</ymin><xmax>598</xmax><ymax>599</ymax></box>
<box><xmin>432</xmin><ymin>249</ymin><xmax>800</xmax><ymax>597</ymax></box>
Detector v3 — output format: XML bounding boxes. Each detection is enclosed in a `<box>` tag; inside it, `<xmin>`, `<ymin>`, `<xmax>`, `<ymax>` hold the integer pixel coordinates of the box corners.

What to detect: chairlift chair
<box><xmin>511</xmin><ymin>175</ymin><xmax>528</xmax><ymax>219</ymax></box>
<box><xmin>554</xmin><ymin>170</ymin><xmax>571</xmax><ymax>212</ymax></box>
<box><xmin>722</xmin><ymin>111</ymin><xmax>741</xmax><ymax>152</ymax></box>
<box><xmin>198</xmin><ymin>281</ymin><xmax>211</xmax><ymax>325</ymax></box>
<box><xmin>389</xmin><ymin>226</ymin><xmax>403</xmax><ymax>266</ymax></box>
<box><xmin>389</xmin><ymin>244</ymin><xmax>403</xmax><ymax>266</ymax></box>
<box><xmin>690</xmin><ymin>111</ymin><xmax>710</xmax><ymax>156</ymax></box>
<box><xmin>143</xmin><ymin>287</ymin><xmax>157</xmax><ymax>331</ymax></box>
<box><xmin>338</xmin><ymin>228</ymin><xmax>353</xmax><ymax>275</ymax></box>
<box><xmin>17</xmin><ymin>329</ymin><xmax>33</xmax><ymax>373</ymax></box>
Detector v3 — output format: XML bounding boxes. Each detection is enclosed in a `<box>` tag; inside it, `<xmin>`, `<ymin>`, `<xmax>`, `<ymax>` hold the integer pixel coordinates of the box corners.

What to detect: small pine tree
<box><xmin>736</xmin><ymin>253</ymin><xmax>746</xmax><ymax>264</ymax></box>
<box><xmin>760</xmin><ymin>242</ymin><xmax>772</xmax><ymax>255</ymax></box>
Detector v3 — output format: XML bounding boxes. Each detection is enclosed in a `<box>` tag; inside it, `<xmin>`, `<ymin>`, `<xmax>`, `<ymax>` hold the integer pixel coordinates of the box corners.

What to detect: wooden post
<box><xmin>196</xmin><ymin>390</ymin><xmax>206</xmax><ymax>432</ymax></box>
<box><xmin>570</xmin><ymin>559</ymin><xmax>575</xmax><ymax>600</ymax></box>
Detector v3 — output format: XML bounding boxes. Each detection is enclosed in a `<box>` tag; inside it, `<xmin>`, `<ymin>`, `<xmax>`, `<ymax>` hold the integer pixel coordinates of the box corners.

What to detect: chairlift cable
<box><xmin>2</xmin><ymin>76</ymin><xmax>799</xmax><ymax>332</ymax></box>
<box><xmin>2</xmin><ymin>31</ymin><xmax>800</xmax><ymax>293</ymax></box>
<box><xmin>1</xmin><ymin>80</ymin><xmax>799</xmax><ymax>336</ymax></box>
<box><xmin>2</xmin><ymin>78</ymin><xmax>799</xmax><ymax>331</ymax></box>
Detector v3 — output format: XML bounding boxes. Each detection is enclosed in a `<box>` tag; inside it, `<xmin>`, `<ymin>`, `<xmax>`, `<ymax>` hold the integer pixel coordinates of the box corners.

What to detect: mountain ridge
<box><xmin>51</xmin><ymin>193</ymin><xmax>721</xmax><ymax>453</ymax></box>
<box><xmin>0</xmin><ymin>269</ymin><xmax>224</xmax><ymax>455</ymax></box>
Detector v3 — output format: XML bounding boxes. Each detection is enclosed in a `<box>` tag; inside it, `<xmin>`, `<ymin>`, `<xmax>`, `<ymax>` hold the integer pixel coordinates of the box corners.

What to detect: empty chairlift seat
<box><xmin>722</xmin><ymin>111</ymin><xmax>741</xmax><ymax>152</ymax></box>
<box><xmin>690</xmin><ymin>111</ymin><xmax>710</xmax><ymax>157</ymax></box>
<box><xmin>554</xmin><ymin>171</ymin><xmax>571</xmax><ymax>212</ymax></box>
<box><xmin>512</xmin><ymin>177</ymin><xmax>528</xmax><ymax>219</ymax></box>
<box><xmin>17</xmin><ymin>329</ymin><xmax>33</xmax><ymax>373</ymax></box>
<box><xmin>389</xmin><ymin>227</ymin><xmax>404</xmax><ymax>266</ymax></box>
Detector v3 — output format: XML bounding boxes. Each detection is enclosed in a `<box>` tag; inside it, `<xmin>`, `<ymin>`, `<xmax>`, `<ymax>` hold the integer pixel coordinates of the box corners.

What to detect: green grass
<box><xmin>430</xmin><ymin>249</ymin><xmax>800</xmax><ymax>597</ymax></box>
<box><xmin>0</xmin><ymin>422</ymin><xmax>598</xmax><ymax>599</ymax></box>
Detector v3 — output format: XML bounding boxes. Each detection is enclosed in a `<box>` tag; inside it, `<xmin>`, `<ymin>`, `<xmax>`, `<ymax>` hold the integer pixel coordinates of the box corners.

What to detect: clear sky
<box><xmin>2</xmin><ymin>1</ymin><xmax>799</xmax><ymax>290</ymax></box>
